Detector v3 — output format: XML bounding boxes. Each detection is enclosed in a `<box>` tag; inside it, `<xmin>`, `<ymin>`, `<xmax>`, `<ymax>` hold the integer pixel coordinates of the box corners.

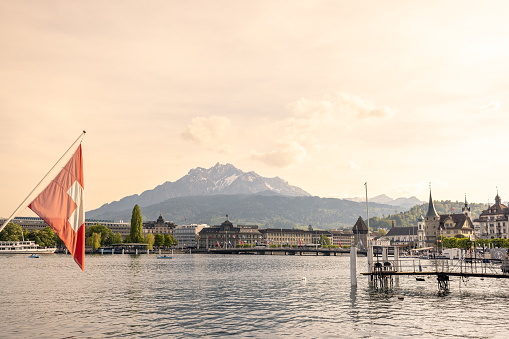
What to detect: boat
<box><xmin>157</xmin><ymin>255</ymin><xmax>172</xmax><ymax>259</ymax></box>
<box><xmin>29</xmin><ymin>254</ymin><xmax>39</xmax><ymax>258</ymax></box>
<box><xmin>0</xmin><ymin>241</ymin><xmax>56</xmax><ymax>254</ymax></box>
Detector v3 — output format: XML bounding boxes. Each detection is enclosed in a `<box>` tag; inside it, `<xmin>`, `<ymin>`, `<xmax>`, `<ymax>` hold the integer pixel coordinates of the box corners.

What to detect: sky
<box><xmin>1</xmin><ymin>0</ymin><xmax>509</xmax><ymax>218</ymax></box>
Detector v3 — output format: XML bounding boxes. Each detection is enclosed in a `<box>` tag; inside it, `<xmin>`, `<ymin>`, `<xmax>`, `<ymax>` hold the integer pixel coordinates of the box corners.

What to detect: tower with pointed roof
<box><xmin>352</xmin><ymin>216</ymin><xmax>369</xmax><ymax>249</ymax></box>
<box><xmin>417</xmin><ymin>186</ymin><xmax>474</xmax><ymax>248</ymax></box>
<box><xmin>462</xmin><ymin>194</ymin><xmax>471</xmax><ymax>218</ymax></box>
<box><xmin>422</xmin><ymin>185</ymin><xmax>440</xmax><ymax>248</ymax></box>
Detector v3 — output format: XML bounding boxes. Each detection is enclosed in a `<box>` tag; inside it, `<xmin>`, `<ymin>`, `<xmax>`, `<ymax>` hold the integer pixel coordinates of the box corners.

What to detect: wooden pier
<box><xmin>357</xmin><ymin>241</ymin><xmax>509</xmax><ymax>293</ymax></box>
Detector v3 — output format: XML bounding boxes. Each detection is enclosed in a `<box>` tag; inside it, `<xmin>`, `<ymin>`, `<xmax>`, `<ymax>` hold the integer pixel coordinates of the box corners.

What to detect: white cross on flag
<box><xmin>29</xmin><ymin>145</ymin><xmax>85</xmax><ymax>270</ymax></box>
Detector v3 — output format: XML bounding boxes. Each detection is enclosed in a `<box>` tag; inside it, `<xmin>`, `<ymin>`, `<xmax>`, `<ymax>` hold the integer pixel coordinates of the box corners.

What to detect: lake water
<box><xmin>1</xmin><ymin>253</ymin><xmax>509</xmax><ymax>338</ymax></box>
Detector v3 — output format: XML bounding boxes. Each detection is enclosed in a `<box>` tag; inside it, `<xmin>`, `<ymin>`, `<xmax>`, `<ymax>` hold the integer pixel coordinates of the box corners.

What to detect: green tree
<box><xmin>319</xmin><ymin>235</ymin><xmax>331</xmax><ymax>246</ymax></box>
<box><xmin>112</xmin><ymin>232</ymin><xmax>123</xmax><ymax>244</ymax></box>
<box><xmin>442</xmin><ymin>237</ymin><xmax>458</xmax><ymax>248</ymax></box>
<box><xmin>144</xmin><ymin>233</ymin><xmax>155</xmax><ymax>250</ymax></box>
<box><xmin>457</xmin><ymin>238</ymin><xmax>472</xmax><ymax>249</ymax></box>
<box><xmin>86</xmin><ymin>224</ymin><xmax>114</xmax><ymax>246</ymax></box>
<box><xmin>154</xmin><ymin>234</ymin><xmax>165</xmax><ymax>247</ymax></box>
<box><xmin>87</xmin><ymin>232</ymin><xmax>102</xmax><ymax>251</ymax></box>
<box><xmin>123</xmin><ymin>234</ymin><xmax>132</xmax><ymax>243</ymax></box>
<box><xmin>41</xmin><ymin>226</ymin><xmax>55</xmax><ymax>247</ymax></box>
<box><xmin>491</xmin><ymin>238</ymin><xmax>506</xmax><ymax>248</ymax></box>
<box><xmin>164</xmin><ymin>234</ymin><xmax>173</xmax><ymax>247</ymax></box>
<box><xmin>130</xmin><ymin>204</ymin><xmax>144</xmax><ymax>243</ymax></box>
<box><xmin>27</xmin><ymin>227</ymin><xmax>55</xmax><ymax>248</ymax></box>
<box><xmin>378</xmin><ymin>229</ymin><xmax>387</xmax><ymax>236</ymax></box>
<box><xmin>0</xmin><ymin>223</ymin><xmax>22</xmax><ymax>241</ymax></box>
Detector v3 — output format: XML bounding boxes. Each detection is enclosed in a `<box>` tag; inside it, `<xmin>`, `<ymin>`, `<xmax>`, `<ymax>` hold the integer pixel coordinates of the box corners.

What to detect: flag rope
<box><xmin>0</xmin><ymin>131</ymin><xmax>86</xmax><ymax>232</ymax></box>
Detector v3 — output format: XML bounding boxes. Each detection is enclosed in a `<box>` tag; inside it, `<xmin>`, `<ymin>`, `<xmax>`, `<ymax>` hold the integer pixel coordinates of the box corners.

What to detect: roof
<box><xmin>439</xmin><ymin>213</ymin><xmax>473</xmax><ymax>230</ymax></box>
<box><xmin>426</xmin><ymin>190</ymin><xmax>439</xmax><ymax>218</ymax></box>
<box><xmin>479</xmin><ymin>194</ymin><xmax>509</xmax><ymax>217</ymax></box>
<box><xmin>386</xmin><ymin>226</ymin><xmax>418</xmax><ymax>237</ymax></box>
<box><xmin>352</xmin><ymin>216</ymin><xmax>368</xmax><ymax>232</ymax></box>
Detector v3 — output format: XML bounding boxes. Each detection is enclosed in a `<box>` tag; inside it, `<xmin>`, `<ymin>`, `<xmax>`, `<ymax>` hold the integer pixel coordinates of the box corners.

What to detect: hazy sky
<box><xmin>1</xmin><ymin>1</ymin><xmax>508</xmax><ymax>218</ymax></box>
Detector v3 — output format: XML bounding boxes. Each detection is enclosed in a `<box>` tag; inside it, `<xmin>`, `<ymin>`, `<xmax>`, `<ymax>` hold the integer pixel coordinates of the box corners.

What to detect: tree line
<box><xmin>86</xmin><ymin>204</ymin><xmax>178</xmax><ymax>251</ymax></box>
<box><xmin>0</xmin><ymin>223</ymin><xmax>57</xmax><ymax>248</ymax></box>
<box><xmin>367</xmin><ymin>200</ymin><xmax>487</xmax><ymax>230</ymax></box>
<box><xmin>0</xmin><ymin>204</ymin><xmax>178</xmax><ymax>252</ymax></box>
<box><xmin>438</xmin><ymin>235</ymin><xmax>509</xmax><ymax>249</ymax></box>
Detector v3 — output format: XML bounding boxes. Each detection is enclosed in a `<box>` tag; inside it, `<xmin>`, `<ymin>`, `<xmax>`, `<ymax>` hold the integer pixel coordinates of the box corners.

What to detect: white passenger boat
<box><xmin>0</xmin><ymin>241</ymin><xmax>56</xmax><ymax>254</ymax></box>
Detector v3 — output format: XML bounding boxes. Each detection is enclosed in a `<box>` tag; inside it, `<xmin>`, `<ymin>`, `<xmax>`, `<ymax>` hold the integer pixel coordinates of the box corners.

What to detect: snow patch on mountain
<box><xmin>87</xmin><ymin>163</ymin><xmax>311</xmax><ymax>217</ymax></box>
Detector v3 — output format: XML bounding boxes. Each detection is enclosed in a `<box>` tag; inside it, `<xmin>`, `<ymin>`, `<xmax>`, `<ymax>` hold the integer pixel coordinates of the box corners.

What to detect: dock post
<box><xmin>394</xmin><ymin>246</ymin><xmax>399</xmax><ymax>271</ymax></box>
<box><xmin>350</xmin><ymin>245</ymin><xmax>357</xmax><ymax>286</ymax></box>
<box><xmin>136</xmin><ymin>249</ymin><xmax>138</xmax><ymax>255</ymax></box>
<box><xmin>122</xmin><ymin>249</ymin><xmax>124</xmax><ymax>255</ymax></box>
<box><xmin>100</xmin><ymin>248</ymin><xmax>104</xmax><ymax>255</ymax></box>
<box><xmin>382</xmin><ymin>247</ymin><xmax>388</xmax><ymax>263</ymax></box>
<box><xmin>367</xmin><ymin>242</ymin><xmax>373</xmax><ymax>273</ymax></box>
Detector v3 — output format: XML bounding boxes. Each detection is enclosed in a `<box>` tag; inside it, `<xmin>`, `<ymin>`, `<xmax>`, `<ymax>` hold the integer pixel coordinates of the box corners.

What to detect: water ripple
<box><xmin>1</xmin><ymin>254</ymin><xmax>509</xmax><ymax>338</ymax></box>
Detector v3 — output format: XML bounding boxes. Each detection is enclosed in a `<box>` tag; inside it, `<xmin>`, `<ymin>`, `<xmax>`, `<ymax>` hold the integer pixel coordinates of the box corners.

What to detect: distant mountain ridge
<box><xmin>345</xmin><ymin>194</ymin><xmax>423</xmax><ymax>209</ymax></box>
<box><xmin>87</xmin><ymin>194</ymin><xmax>405</xmax><ymax>229</ymax></box>
<box><xmin>87</xmin><ymin>163</ymin><xmax>310</xmax><ymax>217</ymax></box>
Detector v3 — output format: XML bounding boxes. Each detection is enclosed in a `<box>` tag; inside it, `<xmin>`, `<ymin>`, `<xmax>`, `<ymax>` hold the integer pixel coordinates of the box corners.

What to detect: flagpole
<box><xmin>0</xmin><ymin>131</ymin><xmax>86</xmax><ymax>232</ymax></box>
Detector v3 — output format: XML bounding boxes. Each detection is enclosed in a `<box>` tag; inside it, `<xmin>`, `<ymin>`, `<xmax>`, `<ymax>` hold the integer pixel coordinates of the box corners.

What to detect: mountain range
<box><xmin>86</xmin><ymin>163</ymin><xmax>419</xmax><ymax>229</ymax></box>
<box><xmin>87</xmin><ymin>163</ymin><xmax>310</xmax><ymax>217</ymax></box>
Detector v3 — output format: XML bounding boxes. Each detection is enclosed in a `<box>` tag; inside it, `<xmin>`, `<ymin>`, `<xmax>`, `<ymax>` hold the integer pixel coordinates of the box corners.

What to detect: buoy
<box><xmin>302</xmin><ymin>277</ymin><xmax>307</xmax><ymax>281</ymax></box>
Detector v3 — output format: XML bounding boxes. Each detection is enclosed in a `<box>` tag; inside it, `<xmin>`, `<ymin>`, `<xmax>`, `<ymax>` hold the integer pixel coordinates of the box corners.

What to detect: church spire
<box><xmin>462</xmin><ymin>193</ymin><xmax>471</xmax><ymax>217</ymax></box>
<box><xmin>495</xmin><ymin>187</ymin><xmax>501</xmax><ymax>205</ymax></box>
<box><xmin>426</xmin><ymin>183</ymin><xmax>439</xmax><ymax>218</ymax></box>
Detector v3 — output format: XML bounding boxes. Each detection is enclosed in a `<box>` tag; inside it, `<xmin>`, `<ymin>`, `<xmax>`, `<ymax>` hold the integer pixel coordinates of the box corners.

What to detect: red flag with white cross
<box><xmin>29</xmin><ymin>145</ymin><xmax>85</xmax><ymax>270</ymax></box>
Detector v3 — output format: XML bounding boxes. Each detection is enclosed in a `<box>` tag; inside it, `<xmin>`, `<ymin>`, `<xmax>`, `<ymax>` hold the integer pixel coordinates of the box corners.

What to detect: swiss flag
<box><xmin>29</xmin><ymin>145</ymin><xmax>85</xmax><ymax>270</ymax></box>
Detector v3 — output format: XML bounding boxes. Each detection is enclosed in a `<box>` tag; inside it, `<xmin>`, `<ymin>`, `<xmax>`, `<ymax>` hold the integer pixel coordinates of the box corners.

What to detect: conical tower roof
<box><xmin>352</xmin><ymin>216</ymin><xmax>368</xmax><ymax>231</ymax></box>
<box><xmin>426</xmin><ymin>188</ymin><xmax>439</xmax><ymax>218</ymax></box>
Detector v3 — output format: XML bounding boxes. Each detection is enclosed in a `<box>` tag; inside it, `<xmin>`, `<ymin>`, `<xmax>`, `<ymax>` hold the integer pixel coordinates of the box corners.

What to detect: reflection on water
<box><xmin>1</xmin><ymin>254</ymin><xmax>509</xmax><ymax>338</ymax></box>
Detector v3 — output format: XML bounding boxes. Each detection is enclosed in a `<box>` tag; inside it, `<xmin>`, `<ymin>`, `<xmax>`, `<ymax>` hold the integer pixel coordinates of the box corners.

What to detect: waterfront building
<box><xmin>0</xmin><ymin>216</ymin><xmax>48</xmax><ymax>231</ymax></box>
<box><xmin>85</xmin><ymin>219</ymin><xmax>131</xmax><ymax>238</ymax></box>
<box><xmin>417</xmin><ymin>188</ymin><xmax>474</xmax><ymax>248</ymax></box>
<box><xmin>329</xmin><ymin>230</ymin><xmax>354</xmax><ymax>247</ymax></box>
<box><xmin>198</xmin><ymin>216</ymin><xmax>261</xmax><ymax>248</ymax></box>
<box><xmin>474</xmin><ymin>192</ymin><xmax>509</xmax><ymax>239</ymax></box>
<box><xmin>142</xmin><ymin>214</ymin><xmax>176</xmax><ymax>236</ymax></box>
<box><xmin>259</xmin><ymin>228</ymin><xmax>313</xmax><ymax>247</ymax></box>
<box><xmin>352</xmin><ymin>216</ymin><xmax>369</xmax><ymax>249</ymax></box>
<box><xmin>173</xmin><ymin>224</ymin><xmax>208</xmax><ymax>249</ymax></box>
<box><xmin>384</xmin><ymin>226</ymin><xmax>418</xmax><ymax>247</ymax></box>
<box><xmin>310</xmin><ymin>230</ymin><xmax>333</xmax><ymax>245</ymax></box>
<box><xmin>0</xmin><ymin>217</ymin><xmax>131</xmax><ymax>238</ymax></box>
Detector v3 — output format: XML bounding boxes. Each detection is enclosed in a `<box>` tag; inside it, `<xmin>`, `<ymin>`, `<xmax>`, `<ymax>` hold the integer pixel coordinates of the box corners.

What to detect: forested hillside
<box><xmin>88</xmin><ymin>194</ymin><xmax>404</xmax><ymax>230</ymax></box>
<box><xmin>367</xmin><ymin>200</ymin><xmax>487</xmax><ymax>230</ymax></box>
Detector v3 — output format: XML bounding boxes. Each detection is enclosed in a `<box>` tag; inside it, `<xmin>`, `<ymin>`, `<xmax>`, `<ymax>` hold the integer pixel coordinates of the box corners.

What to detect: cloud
<box><xmin>335</xmin><ymin>92</ymin><xmax>394</xmax><ymax>119</ymax></box>
<box><xmin>480</xmin><ymin>100</ymin><xmax>501</xmax><ymax>114</ymax></box>
<box><xmin>181</xmin><ymin>116</ymin><xmax>232</xmax><ymax>153</ymax></box>
<box><xmin>346</xmin><ymin>160</ymin><xmax>360</xmax><ymax>170</ymax></box>
<box><xmin>250</xmin><ymin>142</ymin><xmax>307</xmax><ymax>168</ymax></box>
<box><xmin>250</xmin><ymin>92</ymin><xmax>394</xmax><ymax>167</ymax></box>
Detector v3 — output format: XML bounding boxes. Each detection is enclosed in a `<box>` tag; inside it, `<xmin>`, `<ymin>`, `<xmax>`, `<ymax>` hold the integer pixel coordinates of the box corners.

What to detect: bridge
<box><xmin>194</xmin><ymin>247</ymin><xmax>368</xmax><ymax>256</ymax></box>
